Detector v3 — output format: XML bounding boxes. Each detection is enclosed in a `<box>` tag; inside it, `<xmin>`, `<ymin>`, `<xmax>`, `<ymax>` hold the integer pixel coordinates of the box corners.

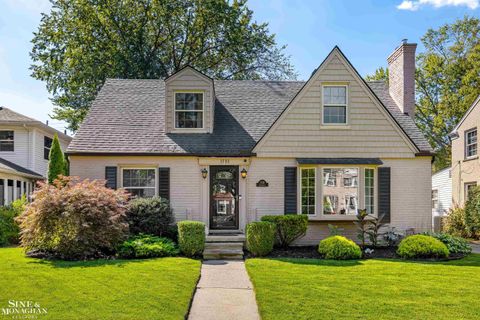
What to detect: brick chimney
<box><xmin>387</xmin><ymin>39</ymin><xmax>417</xmax><ymax>118</ymax></box>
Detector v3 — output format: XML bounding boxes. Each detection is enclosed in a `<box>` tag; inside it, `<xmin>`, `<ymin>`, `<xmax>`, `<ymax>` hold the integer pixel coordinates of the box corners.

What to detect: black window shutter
<box><xmin>105</xmin><ymin>166</ymin><xmax>117</xmax><ymax>189</ymax></box>
<box><xmin>284</xmin><ymin>167</ymin><xmax>297</xmax><ymax>214</ymax></box>
<box><xmin>158</xmin><ymin>168</ymin><xmax>170</xmax><ymax>200</ymax></box>
<box><xmin>378</xmin><ymin>167</ymin><xmax>391</xmax><ymax>223</ymax></box>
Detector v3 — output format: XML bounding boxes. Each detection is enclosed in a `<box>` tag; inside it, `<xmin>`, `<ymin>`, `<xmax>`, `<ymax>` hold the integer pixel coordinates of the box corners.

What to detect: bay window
<box><xmin>122</xmin><ymin>168</ymin><xmax>156</xmax><ymax>198</ymax></box>
<box><xmin>323</xmin><ymin>168</ymin><xmax>359</xmax><ymax>215</ymax></box>
<box><xmin>301</xmin><ymin>168</ymin><xmax>316</xmax><ymax>215</ymax></box>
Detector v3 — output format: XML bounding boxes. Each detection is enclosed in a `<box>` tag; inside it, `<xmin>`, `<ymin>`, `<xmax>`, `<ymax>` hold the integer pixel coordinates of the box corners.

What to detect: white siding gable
<box><xmin>253</xmin><ymin>48</ymin><xmax>417</xmax><ymax>158</ymax></box>
<box><xmin>432</xmin><ymin>168</ymin><xmax>452</xmax><ymax>216</ymax></box>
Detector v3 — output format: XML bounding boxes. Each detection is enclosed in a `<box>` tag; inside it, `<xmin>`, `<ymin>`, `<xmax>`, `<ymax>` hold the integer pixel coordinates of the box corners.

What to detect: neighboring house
<box><xmin>431</xmin><ymin>167</ymin><xmax>452</xmax><ymax>231</ymax></box>
<box><xmin>0</xmin><ymin>107</ymin><xmax>71</xmax><ymax>205</ymax></box>
<box><xmin>68</xmin><ymin>41</ymin><xmax>433</xmax><ymax>244</ymax></box>
<box><xmin>450</xmin><ymin>95</ymin><xmax>480</xmax><ymax>206</ymax></box>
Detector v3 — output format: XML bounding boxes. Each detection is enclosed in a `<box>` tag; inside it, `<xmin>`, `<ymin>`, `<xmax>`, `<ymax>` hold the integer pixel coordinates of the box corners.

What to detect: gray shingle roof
<box><xmin>0</xmin><ymin>107</ymin><xmax>39</xmax><ymax>123</ymax></box>
<box><xmin>67</xmin><ymin>79</ymin><xmax>432</xmax><ymax>155</ymax></box>
<box><xmin>0</xmin><ymin>157</ymin><xmax>43</xmax><ymax>178</ymax></box>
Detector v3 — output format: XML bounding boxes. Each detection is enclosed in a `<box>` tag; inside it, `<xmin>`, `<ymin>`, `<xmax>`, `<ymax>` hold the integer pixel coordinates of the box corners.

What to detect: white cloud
<box><xmin>397</xmin><ymin>0</ymin><xmax>479</xmax><ymax>11</ymax></box>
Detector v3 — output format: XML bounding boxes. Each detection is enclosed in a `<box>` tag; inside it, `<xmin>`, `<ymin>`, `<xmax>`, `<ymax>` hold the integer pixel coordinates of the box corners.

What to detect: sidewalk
<box><xmin>188</xmin><ymin>260</ymin><xmax>260</xmax><ymax>320</ymax></box>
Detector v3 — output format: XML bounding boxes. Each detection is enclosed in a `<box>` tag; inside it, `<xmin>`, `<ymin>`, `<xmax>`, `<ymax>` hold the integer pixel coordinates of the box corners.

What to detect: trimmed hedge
<box><xmin>117</xmin><ymin>234</ymin><xmax>179</xmax><ymax>259</ymax></box>
<box><xmin>246</xmin><ymin>221</ymin><xmax>275</xmax><ymax>257</ymax></box>
<box><xmin>261</xmin><ymin>214</ymin><xmax>308</xmax><ymax>247</ymax></box>
<box><xmin>178</xmin><ymin>221</ymin><xmax>205</xmax><ymax>257</ymax></box>
<box><xmin>126</xmin><ymin>196</ymin><xmax>174</xmax><ymax>237</ymax></box>
<box><xmin>397</xmin><ymin>235</ymin><xmax>449</xmax><ymax>259</ymax></box>
<box><xmin>423</xmin><ymin>232</ymin><xmax>471</xmax><ymax>255</ymax></box>
<box><xmin>318</xmin><ymin>236</ymin><xmax>362</xmax><ymax>260</ymax></box>
<box><xmin>0</xmin><ymin>197</ymin><xmax>26</xmax><ymax>246</ymax></box>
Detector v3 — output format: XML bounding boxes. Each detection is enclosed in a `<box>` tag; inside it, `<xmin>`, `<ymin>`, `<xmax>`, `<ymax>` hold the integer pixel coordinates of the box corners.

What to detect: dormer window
<box><xmin>322</xmin><ymin>85</ymin><xmax>348</xmax><ymax>125</ymax></box>
<box><xmin>175</xmin><ymin>92</ymin><xmax>204</xmax><ymax>129</ymax></box>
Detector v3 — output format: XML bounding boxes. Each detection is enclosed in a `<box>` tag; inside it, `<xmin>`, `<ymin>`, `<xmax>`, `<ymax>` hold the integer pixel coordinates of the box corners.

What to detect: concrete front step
<box><xmin>205</xmin><ymin>242</ymin><xmax>244</xmax><ymax>249</ymax></box>
<box><xmin>206</xmin><ymin>234</ymin><xmax>246</xmax><ymax>243</ymax></box>
<box><xmin>203</xmin><ymin>240</ymin><xmax>245</xmax><ymax>260</ymax></box>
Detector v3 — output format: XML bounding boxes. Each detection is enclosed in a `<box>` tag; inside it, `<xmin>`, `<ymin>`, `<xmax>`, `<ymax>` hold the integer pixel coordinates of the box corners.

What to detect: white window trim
<box><xmin>173</xmin><ymin>91</ymin><xmax>205</xmax><ymax>130</ymax></box>
<box><xmin>0</xmin><ymin>130</ymin><xmax>14</xmax><ymax>152</ymax></box>
<box><xmin>431</xmin><ymin>189</ymin><xmax>439</xmax><ymax>210</ymax></box>
<box><xmin>120</xmin><ymin>167</ymin><xmax>158</xmax><ymax>197</ymax></box>
<box><xmin>321</xmin><ymin>85</ymin><xmax>348</xmax><ymax>126</ymax></box>
<box><xmin>299</xmin><ymin>167</ymin><xmax>317</xmax><ymax>216</ymax></box>
<box><xmin>364</xmin><ymin>167</ymin><xmax>376</xmax><ymax>215</ymax></box>
<box><xmin>44</xmin><ymin>136</ymin><xmax>53</xmax><ymax>160</ymax></box>
<box><xmin>465</xmin><ymin>127</ymin><xmax>477</xmax><ymax>159</ymax></box>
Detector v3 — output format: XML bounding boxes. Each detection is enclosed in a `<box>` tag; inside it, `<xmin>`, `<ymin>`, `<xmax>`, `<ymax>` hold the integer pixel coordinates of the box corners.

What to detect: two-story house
<box><xmin>0</xmin><ymin>107</ymin><xmax>71</xmax><ymax>205</ymax></box>
<box><xmin>67</xmin><ymin>41</ymin><xmax>433</xmax><ymax>244</ymax></box>
<box><xmin>450</xmin><ymin>95</ymin><xmax>480</xmax><ymax>205</ymax></box>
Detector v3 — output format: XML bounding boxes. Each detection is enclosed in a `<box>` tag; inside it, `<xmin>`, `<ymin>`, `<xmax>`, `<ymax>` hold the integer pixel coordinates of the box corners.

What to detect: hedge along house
<box><xmin>67</xmin><ymin>42</ymin><xmax>433</xmax><ymax>244</ymax></box>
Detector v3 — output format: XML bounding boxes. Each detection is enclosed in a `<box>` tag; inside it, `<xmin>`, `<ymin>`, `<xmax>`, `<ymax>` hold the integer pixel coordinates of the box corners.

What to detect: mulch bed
<box><xmin>246</xmin><ymin>246</ymin><xmax>467</xmax><ymax>261</ymax></box>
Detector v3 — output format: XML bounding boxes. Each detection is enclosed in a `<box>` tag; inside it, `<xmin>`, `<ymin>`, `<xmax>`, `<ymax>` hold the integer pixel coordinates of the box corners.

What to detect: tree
<box><xmin>416</xmin><ymin>16</ymin><xmax>480</xmax><ymax>171</ymax></box>
<box><xmin>31</xmin><ymin>0</ymin><xmax>297</xmax><ymax>131</ymax></box>
<box><xmin>365</xmin><ymin>67</ymin><xmax>389</xmax><ymax>83</ymax></box>
<box><xmin>47</xmin><ymin>134</ymin><xmax>67</xmax><ymax>183</ymax></box>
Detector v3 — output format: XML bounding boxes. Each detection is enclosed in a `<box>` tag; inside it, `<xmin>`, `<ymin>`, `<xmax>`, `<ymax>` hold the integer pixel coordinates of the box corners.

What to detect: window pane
<box><xmin>301</xmin><ymin>168</ymin><xmax>316</xmax><ymax>215</ymax></box>
<box><xmin>0</xmin><ymin>131</ymin><xmax>14</xmax><ymax>140</ymax></box>
<box><xmin>324</xmin><ymin>106</ymin><xmax>346</xmax><ymax>124</ymax></box>
<box><xmin>323</xmin><ymin>168</ymin><xmax>358</xmax><ymax>215</ymax></box>
<box><xmin>365</xmin><ymin>169</ymin><xmax>375</xmax><ymax>215</ymax></box>
<box><xmin>123</xmin><ymin>169</ymin><xmax>155</xmax><ymax>188</ymax></box>
<box><xmin>0</xmin><ymin>141</ymin><xmax>14</xmax><ymax>152</ymax></box>
<box><xmin>175</xmin><ymin>93</ymin><xmax>203</xmax><ymax>110</ymax></box>
<box><xmin>466</xmin><ymin>129</ymin><xmax>477</xmax><ymax>157</ymax></box>
<box><xmin>324</xmin><ymin>86</ymin><xmax>346</xmax><ymax>105</ymax></box>
<box><xmin>175</xmin><ymin>111</ymin><xmax>203</xmax><ymax>128</ymax></box>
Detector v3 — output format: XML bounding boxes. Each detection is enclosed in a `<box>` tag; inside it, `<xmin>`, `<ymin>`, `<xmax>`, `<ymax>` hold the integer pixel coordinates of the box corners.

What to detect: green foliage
<box><xmin>30</xmin><ymin>0</ymin><xmax>297</xmax><ymax>130</ymax></box>
<box><xmin>423</xmin><ymin>232</ymin><xmax>472</xmax><ymax>255</ymax></box>
<box><xmin>464</xmin><ymin>186</ymin><xmax>480</xmax><ymax>239</ymax></box>
<box><xmin>442</xmin><ymin>206</ymin><xmax>469</xmax><ymax>237</ymax></box>
<box><xmin>415</xmin><ymin>16</ymin><xmax>480</xmax><ymax>170</ymax></box>
<box><xmin>261</xmin><ymin>215</ymin><xmax>308</xmax><ymax>248</ymax></box>
<box><xmin>117</xmin><ymin>234</ymin><xmax>179</xmax><ymax>259</ymax></box>
<box><xmin>383</xmin><ymin>227</ymin><xmax>403</xmax><ymax>247</ymax></box>
<box><xmin>246</xmin><ymin>221</ymin><xmax>275</xmax><ymax>257</ymax></box>
<box><xmin>17</xmin><ymin>176</ymin><xmax>129</xmax><ymax>259</ymax></box>
<box><xmin>47</xmin><ymin>133</ymin><xmax>67</xmax><ymax>183</ymax></box>
<box><xmin>365</xmin><ymin>67</ymin><xmax>389</xmax><ymax>83</ymax></box>
<box><xmin>318</xmin><ymin>236</ymin><xmax>362</xmax><ymax>260</ymax></box>
<box><xmin>327</xmin><ymin>224</ymin><xmax>342</xmax><ymax>236</ymax></box>
<box><xmin>177</xmin><ymin>221</ymin><xmax>205</xmax><ymax>257</ymax></box>
<box><xmin>0</xmin><ymin>196</ymin><xmax>27</xmax><ymax>246</ymax></box>
<box><xmin>367</xmin><ymin>213</ymin><xmax>386</xmax><ymax>247</ymax></box>
<box><xmin>126</xmin><ymin>196</ymin><xmax>174</xmax><ymax>237</ymax></box>
<box><xmin>397</xmin><ymin>235</ymin><xmax>449</xmax><ymax>259</ymax></box>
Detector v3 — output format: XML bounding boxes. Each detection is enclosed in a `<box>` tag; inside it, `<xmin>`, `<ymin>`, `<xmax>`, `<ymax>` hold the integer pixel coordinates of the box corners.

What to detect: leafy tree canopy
<box><xmin>31</xmin><ymin>0</ymin><xmax>297</xmax><ymax>130</ymax></box>
<box><xmin>365</xmin><ymin>67</ymin><xmax>389</xmax><ymax>83</ymax></box>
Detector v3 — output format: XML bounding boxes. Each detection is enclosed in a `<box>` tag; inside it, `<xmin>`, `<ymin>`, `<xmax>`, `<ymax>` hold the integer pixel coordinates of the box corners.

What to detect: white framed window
<box><xmin>0</xmin><ymin>130</ymin><xmax>14</xmax><ymax>152</ymax></box>
<box><xmin>322</xmin><ymin>168</ymin><xmax>359</xmax><ymax>215</ymax></box>
<box><xmin>465</xmin><ymin>182</ymin><xmax>477</xmax><ymax>201</ymax></box>
<box><xmin>122</xmin><ymin>168</ymin><xmax>156</xmax><ymax>198</ymax></box>
<box><xmin>44</xmin><ymin>136</ymin><xmax>53</xmax><ymax>160</ymax></box>
<box><xmin>465</xmin><ymin>128</ymin><xmax>477</xmax><ymax>158</ymax></box>
<box><xmin>174</xmin><ymin>92</ymin><xmax>204</xmax><ymax>129</ymax></box>
<box><xmin>365</xmin><ymin>168</ymin><xmax>375</xmax><ymax>214</ymax></box>
<box><xmin>322</xmin><ymin>85</ymin><xmax>347</xmax><ymax>125</ymax></box>
<box><xmin>432</xmin><ymin>189</ymin><xmax>438</xmax><ymax>209</ymax></box>
<box><xmin>301</xmin><ymin>168</ymin><xmax>316</xmax><ymax>215</ymax></box>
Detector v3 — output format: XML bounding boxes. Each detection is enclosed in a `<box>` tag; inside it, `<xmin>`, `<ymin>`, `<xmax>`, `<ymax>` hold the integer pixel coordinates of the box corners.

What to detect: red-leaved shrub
<box><xmin>17</xmin><ymin>176</ymin><xmax>129</xmax><ymax>260</ymax></box>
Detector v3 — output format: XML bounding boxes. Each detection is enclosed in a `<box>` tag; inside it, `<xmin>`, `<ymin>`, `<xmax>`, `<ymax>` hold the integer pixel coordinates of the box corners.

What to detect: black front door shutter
<box><xmin>158</xmin><ymin>167</ymin><xmax>170</xmax><ymax>200</ymax></box>
<box><xmin>378</xmin><ymin>167</ymin><xmax>391</xmax><ymax>223</ymax></box>
<box><xmin>105</xmin><ymin>166</ymin><xmax>117</xmax><ymax>189</ymax></box>
<box><xmin>284</xmin><ymin>167</ymin><xmax>297</xmax><ymax>214</ymax></box>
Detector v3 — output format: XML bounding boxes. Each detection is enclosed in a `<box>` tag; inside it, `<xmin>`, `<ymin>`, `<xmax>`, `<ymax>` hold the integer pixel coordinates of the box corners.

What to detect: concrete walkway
<box><xmin>188</xmin><ymin>260</ymin><xmax>260</xmax><ymax>320</ymax></box>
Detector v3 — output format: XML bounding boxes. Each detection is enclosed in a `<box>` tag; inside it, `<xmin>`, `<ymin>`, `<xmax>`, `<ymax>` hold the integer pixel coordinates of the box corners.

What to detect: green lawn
<box><xmin>0</xmin><ymin>247</ymin><xmax>201</xmax><ymax>320</ymax></box>
<box><xmin>246</xmin><ymin>255</ymin><xmax>480</xmax><ymax>320</ymax></box>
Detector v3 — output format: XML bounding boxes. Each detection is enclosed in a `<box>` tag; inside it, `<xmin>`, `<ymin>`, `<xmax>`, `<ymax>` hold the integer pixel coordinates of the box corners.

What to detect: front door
<box><xmin>210</xmin><ymin>166</ymin><xmax>239</xmax><ymax>230</ymax></box>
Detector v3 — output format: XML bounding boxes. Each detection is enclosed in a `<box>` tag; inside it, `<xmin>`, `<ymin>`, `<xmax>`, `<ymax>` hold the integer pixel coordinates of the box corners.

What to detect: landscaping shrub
<box><xmin>261</xmin><ymin>214</ymin><xmax>308</xmax><ymax>247</ymax></box>
<box><xmin>178</xmin><ymin>221</ymin><xmax>205</xmax><ymax>257</ymax></box>
<box><xmin>318</xmin><ymin>236</ymin><xmax>362</xmax><ymax>260</ymax></box>
<box><xmin>464</xmin><ymin>187</ymin><xmax>480</xmax><ymax>239</ymax></box>
<box><xmin>126</xmin><ymin>196</ymin><xmax>174</xmax><ymax>237</ymax></box>
<box><xmin>424</xmin><ymin>232</ymin><xmax>472</xmax><ymax>255</ymax></box>
<box><xmin>442</xmin><ymin>206</ymin><xmax>468</xmax><ymax>238</ymax></box>
<box><xmin>397</xmin><ymin>235</ymin><xmax>449</xmax><ymax>259</ymax></box>
<box><xmin>246</xmin><ymin>221</ymin><xmax>275</xmax><ymax>257</ymax></box>
<box><xmin>0</xmin><ymin>196</ymin><xmax>27</xmax><ymax>246</ymax></box>
<box><xmin>17</xmin><ymin>176</ymin><xmax>129</xmax><ymax>260</ymax></box>
<box><xmin>117</xmin><ymin>234</ymin><xmax>179</xmax><ymax>259</ymax></box>
<box><xmin>383</xmin><ymin>227</ymin><xmax>403</xmax><ymax>247</ymax></box>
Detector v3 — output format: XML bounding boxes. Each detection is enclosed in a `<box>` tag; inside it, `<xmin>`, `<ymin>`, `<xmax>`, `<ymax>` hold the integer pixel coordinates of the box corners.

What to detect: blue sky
<box><xmin>0</xmin><ymin>0</ymin><xmax>478</xmax><ymax>132</ymax></box>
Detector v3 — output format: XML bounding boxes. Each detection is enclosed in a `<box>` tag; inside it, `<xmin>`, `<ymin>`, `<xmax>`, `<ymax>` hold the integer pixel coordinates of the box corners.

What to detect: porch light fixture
<box><xmin>241</xmin><ymin>168</ymin><xmax>248</xmax><ymax>179</ymax></box>
<box><xmin>201</xmin><ymin>168</ymin><xmax>208</xmax><ymax>179</ymax></box>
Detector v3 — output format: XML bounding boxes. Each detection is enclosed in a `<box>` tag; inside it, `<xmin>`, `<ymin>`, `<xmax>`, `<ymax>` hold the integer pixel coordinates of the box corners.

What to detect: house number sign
<box><xmin>256</xmin><ymin>179</ymin><xmax>269</xmax><ymax>187</ymax></box>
